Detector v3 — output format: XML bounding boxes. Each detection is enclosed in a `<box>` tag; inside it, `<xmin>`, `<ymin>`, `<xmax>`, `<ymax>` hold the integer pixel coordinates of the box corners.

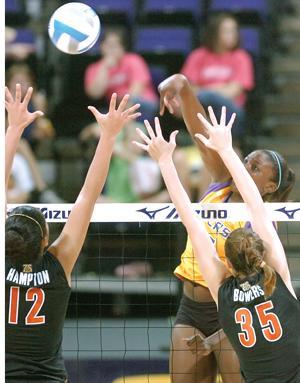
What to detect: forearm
<box><xmin>178</xmin><ymin>75</ymin><xmax>208</xmax><ymax>137</ymax></box>
<box><xmin>159</xmin><ymin>158</ymin><xmax>204</xmax><ymax>235</ymax></box>
<box><xmin>5</xmin><ymin>127</ymin><xmax>22</xmax><ymax>190</ymax></box>
<box><xmin>79</xmin><ymin>133</ymin><xmax>115</xmax><ymax>202</ymax></box>
<box><xmin>176</xmin><ymin>75</ymin><xmax>230</xmax><ymax>181</ymax></box>
<box><xmin>86</xmin><ymin>66</ymin><xmax>110</xmax><ymax>99</ymax></box>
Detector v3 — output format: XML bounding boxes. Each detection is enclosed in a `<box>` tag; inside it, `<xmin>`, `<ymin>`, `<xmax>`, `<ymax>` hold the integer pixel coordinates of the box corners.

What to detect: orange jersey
<box><xmin>174</xmin><ymin>181</ymin><xmax>246</xmax><ymax>287</ymax></box>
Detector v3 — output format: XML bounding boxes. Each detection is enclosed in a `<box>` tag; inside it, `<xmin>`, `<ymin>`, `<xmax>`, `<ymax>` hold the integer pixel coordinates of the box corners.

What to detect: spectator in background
<box><xmin>7</xmin><ymin>139</ymin><xmax>65</xmax><ymax>204</ymax></box>
<box><xmin>80</xmin><ymin>121</ymin><xmax>190</xmax><ymax>203</ymax></box>
<box><xmin>6</xmin><ymin>63</ymin><xmax>56</xmax><ymax>148</ymax></box>
<box><xmin>181</xmin><ymin>13</ymin><xmax>254</xmax><ymax>142</ymax></box>
<box><xmin>84</xmin><ymin>28</ymin><xmax>158</xmax><ymax>121</ymax></box>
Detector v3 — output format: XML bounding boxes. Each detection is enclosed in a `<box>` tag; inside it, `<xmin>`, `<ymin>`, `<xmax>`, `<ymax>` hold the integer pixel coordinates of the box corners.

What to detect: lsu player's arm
<box><xmin>133</xmin><ymin>117</ymin><xmax>228</xmax><ymax>303</ymax></box>
<box><xmin>5</xmin><ymin>84</ymin><xmax>43</xmax><ymax>206</ymax></box>
<box><xmin>48</xmin><ymin>94</ymin><xmax>140</xmax><ymax>284</ymax></box>
<box><xmin>196</xmin><ymin>106</ymin><xmax>295</xmax><ymax>297</ymax></box>
<box><xmin>158</xmin><ymin>74</ymin><xmax>231</xmax><ymax>183</ymax></box>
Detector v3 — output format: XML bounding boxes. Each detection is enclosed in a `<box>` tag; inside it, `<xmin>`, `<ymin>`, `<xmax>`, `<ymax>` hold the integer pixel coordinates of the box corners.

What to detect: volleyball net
<box><xmin>7</xmin><ymin>203</ymin><xmax>300</xmax><ymax>383</ymax></box>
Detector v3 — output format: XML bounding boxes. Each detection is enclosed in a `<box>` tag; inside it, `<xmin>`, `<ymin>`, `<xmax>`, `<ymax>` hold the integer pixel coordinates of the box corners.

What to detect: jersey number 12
<box><xmin>8</xmin><ymin>286</ymin><xmax>45</xmax><ymax>325</ymax></box>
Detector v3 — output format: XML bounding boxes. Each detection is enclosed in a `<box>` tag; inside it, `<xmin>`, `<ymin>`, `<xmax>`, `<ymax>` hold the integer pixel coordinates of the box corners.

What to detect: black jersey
<box><xmin>5</xmin><ymin>251</ymin><xmax>71</xmax><ymax>383</ymax></box>
<box><xmin>218</xmin><ymin>271</ymin><xmax>300</xmax><ymax>383</ymax></box>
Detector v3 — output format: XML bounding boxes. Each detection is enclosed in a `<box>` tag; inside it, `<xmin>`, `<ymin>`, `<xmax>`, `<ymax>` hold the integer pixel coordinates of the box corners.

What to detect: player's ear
<box><xmin>263</xmin><ymin>181</ymin><xmax>277</xmax><ymax>195</ymax></box>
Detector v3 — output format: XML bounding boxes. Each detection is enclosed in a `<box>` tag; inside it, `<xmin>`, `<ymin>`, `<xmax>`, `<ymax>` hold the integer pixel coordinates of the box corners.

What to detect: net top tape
<box><xmin>7</xmin><ymin>203</ymin><xmax>300</xmax><ymax>222</ymax></box>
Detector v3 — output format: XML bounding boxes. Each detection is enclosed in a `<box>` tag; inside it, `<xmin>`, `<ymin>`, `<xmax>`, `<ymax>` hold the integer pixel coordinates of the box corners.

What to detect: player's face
<box><xmin>232</xmin><ymin>151</ymin><xmax>277</xmax><ymax>197</ymax></box>
<box><xmin>218</xmin><ymin>18</ymin><xmax>239</xmax><ymax>51</ymax></box>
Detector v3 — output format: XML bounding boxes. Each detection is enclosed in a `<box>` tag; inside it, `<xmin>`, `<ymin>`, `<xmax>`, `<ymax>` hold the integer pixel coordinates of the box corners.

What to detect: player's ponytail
<box><xmin>6</xmin><ymin>206</ymin><xmax>47</xmax><ymax>270</ymax></box>
<box><xmin>225</xmin><ymin>228</ymin><xmax>277</xmax><ymax>297</ymax></box>
<box><xmin>260</xmin><ymin>261</ymin><xmax>276</xmax><ymax>298</ymax></box>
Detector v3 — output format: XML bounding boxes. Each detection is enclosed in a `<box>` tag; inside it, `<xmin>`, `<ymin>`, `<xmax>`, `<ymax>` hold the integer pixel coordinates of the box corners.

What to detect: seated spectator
<box><xmin>181</xmin><ymin>13</ymin><xmax>254</xmax><ymax>142</ymax></box>
<box><xmin>7</xmin><ymin>138</ymin><xmax>64</xmax><ymax>204</ymax></box>
<box><xmin>80</xmin><ymin>122</ymin><xmax>190</xmax><ymax>203</ymax></box>
<box><xmin>6</xmin><ymin>63</ymin><xmax>55</xmax><ymax>147</ymax></box>
<box><xmin>84</xmin><ymin>28</ymin><xmax>158</xmax><ymax>121</ymax></box>
<box><xmin>8</xmin><ymin>151</ymin><xmax>35</xmax><ymax>203</ymax></box>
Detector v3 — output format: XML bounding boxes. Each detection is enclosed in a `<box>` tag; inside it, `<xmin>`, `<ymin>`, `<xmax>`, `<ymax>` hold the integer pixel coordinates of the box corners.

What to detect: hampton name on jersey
<box><xmin>174</xmin><ymin>181</ymin><xmax>246</xmax><ymax>287</ymax></box>
<box><xmin>5</xmin><ymin>251</ymin><xmax>71</xmax><ymax>382</ymax></box>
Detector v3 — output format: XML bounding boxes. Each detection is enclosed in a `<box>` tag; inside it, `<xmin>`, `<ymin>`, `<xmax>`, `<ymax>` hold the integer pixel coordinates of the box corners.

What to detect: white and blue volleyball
<box><xmin>48</xmin><ymin>2</ymin><xmax>100</xmax><ymax>54</ymax></box>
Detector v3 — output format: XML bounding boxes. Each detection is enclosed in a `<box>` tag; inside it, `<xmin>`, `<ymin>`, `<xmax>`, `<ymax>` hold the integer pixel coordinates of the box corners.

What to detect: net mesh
<box><xmin>7</xmin><ymin>203</ymin><xmax>300</xmax><ymax>383</ymax></box>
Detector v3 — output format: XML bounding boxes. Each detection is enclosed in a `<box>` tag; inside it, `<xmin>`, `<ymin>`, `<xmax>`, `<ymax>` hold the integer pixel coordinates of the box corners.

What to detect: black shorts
<box><xmin>174</xmin><ymin>294</ymin><xmax>221</xmax><ymax>337</ymax></box>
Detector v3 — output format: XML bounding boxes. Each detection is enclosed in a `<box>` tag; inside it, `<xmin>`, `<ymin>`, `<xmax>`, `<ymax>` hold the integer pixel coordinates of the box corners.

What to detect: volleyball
<box><xmin>48</xmin><ymin>2</ymin><xmax>100</xmax><ymax>54</ymax></box>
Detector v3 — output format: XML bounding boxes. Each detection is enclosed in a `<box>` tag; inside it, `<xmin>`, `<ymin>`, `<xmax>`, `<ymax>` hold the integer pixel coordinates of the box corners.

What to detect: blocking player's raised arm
<box><xmin>48</xmin><ymin>94</ymin><xmax>141</xmax><ymax>282</ymax></box>
<box><xmin>158</xmin><ymin>74</ymin><xmax>231</xmax><ymax>183</ymax></box>
<box><xmin>5</xmin><ymin>84</ymin><xmax>44</xmax><ymax>208</ymax></box>
<box><xmin>196</xmin><ymin>106</ymin><xmax>295</xmax><ymax>297</ymax></box>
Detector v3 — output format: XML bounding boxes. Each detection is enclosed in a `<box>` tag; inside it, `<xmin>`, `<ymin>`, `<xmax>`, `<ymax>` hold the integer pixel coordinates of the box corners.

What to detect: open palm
<box><xmin>5</xmin><ymin>84</ymin><xmax>44</xmax><ymax>132</ymax></box>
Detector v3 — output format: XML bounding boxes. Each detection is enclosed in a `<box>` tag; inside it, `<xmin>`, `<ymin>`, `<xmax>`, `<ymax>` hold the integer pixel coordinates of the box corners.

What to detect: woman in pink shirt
<box><xmin>182</xmin><ymin>13</ymin><xmax>254</xmax><ymax>142</ymax></box>
<box><xmin>85</xmin><ymin>28</ymin><xmax>158</xmax><ymax>121</ymax></box>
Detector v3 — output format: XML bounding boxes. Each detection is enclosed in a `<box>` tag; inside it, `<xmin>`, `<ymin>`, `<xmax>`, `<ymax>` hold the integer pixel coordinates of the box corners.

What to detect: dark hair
<box><xmin>202</xmin><ymin>13</ymin><xmax>240</xmax><ymax>52</ymax></box>
<box><xmin>100</xmin><ymin>27</ymin><xmax>128</xmax><ymax>50</ymax></box>
<box><xmin>6</xmin><ymin>206</ymin><xmax>47</xmax><ymax>268</ymax></box>
<box><xmin>225</xmin><ymin>228</ymin><xmax>276</xmax><ymax>297</ymax></box>
<box><xmin>262</xmin><ymin>150</ymin><xmax>295</xmax><ymax>202</ymax></box>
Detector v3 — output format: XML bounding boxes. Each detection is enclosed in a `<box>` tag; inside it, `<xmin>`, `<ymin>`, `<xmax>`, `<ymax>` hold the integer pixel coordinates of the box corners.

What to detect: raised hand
<box><xmin>133</xmin><ymin>117</ymin><xmax>178</xmax><ymax>163</ymax></box>
<box><xmin>195</xmin><ymin>106</ymin><xmax>236</xmax><ymax>153</ymax></box>
<box><xmin>158</xmin><ymin>74</ymin><xmax>186</xmax><ymax>115</ymax></box>
<box><xmin>5</xmin><ymin>84</ymin><xmax>44</xmax><ymax>132</ymax></box>
<box><xmin>88</xmin><ymin>93</ymin><xmax>141</xmax><ymax>139</ymax></box>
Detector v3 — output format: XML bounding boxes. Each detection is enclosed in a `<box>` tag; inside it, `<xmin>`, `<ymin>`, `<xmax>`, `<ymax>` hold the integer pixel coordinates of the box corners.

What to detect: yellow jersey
<box><xmin>174</xmin><ymin>181</ymin><xmax>246</xmax><ymax>287</ymax></box>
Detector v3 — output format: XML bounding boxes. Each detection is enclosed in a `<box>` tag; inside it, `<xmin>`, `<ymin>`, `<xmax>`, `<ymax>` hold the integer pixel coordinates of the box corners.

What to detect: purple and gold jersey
<box><xmin>174</xmin><ymin>181</ymin><xmax>246</xmax><ymax>287</ymax></box>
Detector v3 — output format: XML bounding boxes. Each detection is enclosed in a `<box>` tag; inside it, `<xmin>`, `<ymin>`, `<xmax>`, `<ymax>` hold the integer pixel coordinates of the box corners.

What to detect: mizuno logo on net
<box><xmin>40</xmin><ymin>207</ymin><xmax>71</xmax><ymax>220</ymax></box>
<box><xmin>137</xmin><ymin>206</ymin><xmax>228</xmax><ymax>220</ymax></box>
<box><xmin>275</xmin><ymin>206</ymin><xmax>300</xmax><ymax>220</ymax></box>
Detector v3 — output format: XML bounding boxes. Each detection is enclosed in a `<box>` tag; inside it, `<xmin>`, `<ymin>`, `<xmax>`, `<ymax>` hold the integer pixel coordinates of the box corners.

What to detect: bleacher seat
<box><xmin>14</xmin><ymin>28</ymin><xmax>36</xmax><ymax>44</ymax></box>
<box><xmin>240</xmin><ymin>27</ymin><xmax>261</xmax><ymax>56</ymax></box>
<box><xmin>5</xmin><ymin>0</ymin><xmax>22</xmax><ymax>13</ymax></box>
<box><xmin>84</xmin><ymin>0</ymin><xmax>136</xmax><ymax>24</ymax></box>
<box><xmin>5</xmin><ymin>0</ymin><xmax>28</xmax><ymax>25</ymax></box>
<box><xmin>142</xmin><ymin>0</ymin><xmax>204</xmax><ymax>22</ymax></box>
<box><xmin>209</xmin><ymin>0</ymin><xmax>268</xmax><ymax>20</ymax></box>
<box><xmin>134</xmin><ymin>26</ymin><xmax>193</xmax><ymax>56</ymax></box>
<box><xmin>149</xmin><ymin>65</ymin><xmax>168</xmax><ymax>90</ymax></box>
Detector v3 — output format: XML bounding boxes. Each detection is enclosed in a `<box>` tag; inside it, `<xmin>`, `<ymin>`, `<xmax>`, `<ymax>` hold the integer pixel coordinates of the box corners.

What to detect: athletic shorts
<box><xmin>174</xmin><ymin>294</ymin><xmax>221</xmax><ymax>336</ymax></box>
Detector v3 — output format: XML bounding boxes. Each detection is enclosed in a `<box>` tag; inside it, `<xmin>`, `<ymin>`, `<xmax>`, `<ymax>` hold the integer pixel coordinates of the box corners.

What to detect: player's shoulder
<box><xmin>200</xmin><ymin>180</ymin><xmax>232</xmax><ymax>201</ymax></box>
